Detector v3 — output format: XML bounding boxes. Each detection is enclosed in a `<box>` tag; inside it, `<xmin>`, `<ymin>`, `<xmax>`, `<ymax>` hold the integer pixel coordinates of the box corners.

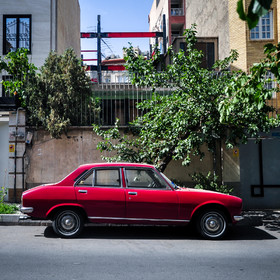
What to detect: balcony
<box><xmin>171</xmin><ymin>8</ymin><xmax>184</xmax><ymax>16</ymax></box>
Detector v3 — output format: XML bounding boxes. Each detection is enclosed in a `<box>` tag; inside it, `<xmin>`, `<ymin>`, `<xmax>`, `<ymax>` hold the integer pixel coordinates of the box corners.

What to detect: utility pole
<box><xmin>97</xmin><ymin>15</ymin><xmax>102</xmax><ymax>83</ymax></box>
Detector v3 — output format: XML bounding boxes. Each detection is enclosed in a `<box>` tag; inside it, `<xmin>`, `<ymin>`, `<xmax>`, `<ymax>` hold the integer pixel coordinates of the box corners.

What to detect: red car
<box><xmin>20</xmin><ymin>163</ymin><xmax>243</xmax><ymax>239</ymax></box>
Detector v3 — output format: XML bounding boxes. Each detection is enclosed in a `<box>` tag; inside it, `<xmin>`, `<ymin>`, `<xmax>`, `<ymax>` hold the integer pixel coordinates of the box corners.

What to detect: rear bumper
<box><xmin>20</xmin><ymin>206</ymin><xmax>34</xmax><ymax>214</ymax></box>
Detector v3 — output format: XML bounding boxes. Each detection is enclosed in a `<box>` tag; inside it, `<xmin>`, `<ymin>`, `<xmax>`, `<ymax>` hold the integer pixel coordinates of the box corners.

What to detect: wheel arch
<box><xmin>46</xmin><ymin>204</ymin><xmax>88</xmax><ymax>222</ymax></box>
<box><xmin>190</xmin><ymin>203</ymin><xmax>232</xmax><ymax>224</ymax></box>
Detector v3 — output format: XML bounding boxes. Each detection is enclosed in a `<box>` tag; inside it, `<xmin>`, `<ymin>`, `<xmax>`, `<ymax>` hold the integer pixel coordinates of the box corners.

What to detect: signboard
<box><xmin>9</xmin><ymin>144</ymin><xmax>15</xmax><ymax>153</ymax></box>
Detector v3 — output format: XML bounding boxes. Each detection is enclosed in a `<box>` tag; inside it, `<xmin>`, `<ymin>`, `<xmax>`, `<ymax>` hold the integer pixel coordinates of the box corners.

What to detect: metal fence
<box><xmin>74</xmin><ymin>70</ymin><xmax>280</xmax><ymax>127</ymax></box>
<box><xmin>91</xmin><ymin>82</ymin><xmax>171</xmax><ymax>127</ymax></box>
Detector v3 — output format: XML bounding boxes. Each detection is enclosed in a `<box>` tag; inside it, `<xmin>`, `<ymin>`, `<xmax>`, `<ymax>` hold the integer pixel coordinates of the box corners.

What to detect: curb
<box><xmin>0</xmin><ymin>214</ymin><xmax>51</xmax><ymax>226</ymax></box>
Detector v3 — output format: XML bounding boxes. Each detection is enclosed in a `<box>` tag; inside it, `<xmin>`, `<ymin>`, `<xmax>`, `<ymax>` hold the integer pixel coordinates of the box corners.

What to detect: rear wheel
<box><xmin>52</xmin><ymin>209</ymin><xmax>84</xmax><ymax>238</ymax></box>
<box><xmin>196</xmin><ymin>209</ymin><xmax>228</xmax><ymax>240</ymax></box>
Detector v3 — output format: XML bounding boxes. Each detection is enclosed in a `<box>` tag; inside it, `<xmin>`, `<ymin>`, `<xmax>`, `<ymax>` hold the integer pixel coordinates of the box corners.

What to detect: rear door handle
<box><xmin>78</xmin><ymin>190</ymin><xmax>88</xmax><ymax>194</ymax></box>
<box><xmin>128</xmin><ymin>192</ymin><xmax>137</xmax><ymax>195</ymax></box>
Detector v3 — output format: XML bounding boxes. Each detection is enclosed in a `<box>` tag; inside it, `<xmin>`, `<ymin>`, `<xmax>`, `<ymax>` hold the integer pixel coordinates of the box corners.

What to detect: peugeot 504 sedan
<box><xmin>21</xmin><ymin>163</ymin><xmax>243</xmax><ymax>239</ymax></box>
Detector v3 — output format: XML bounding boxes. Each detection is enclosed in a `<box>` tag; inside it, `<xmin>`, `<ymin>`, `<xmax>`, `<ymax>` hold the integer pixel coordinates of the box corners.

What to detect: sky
<box><xmin>79</xmin><ymin>0</ymin><xmax>154</xmax><ymax>61</ymax></box>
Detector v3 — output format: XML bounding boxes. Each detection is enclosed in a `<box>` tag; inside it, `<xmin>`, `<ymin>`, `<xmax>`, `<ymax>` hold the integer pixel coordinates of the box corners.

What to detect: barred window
<box><xmin>265</xmin><ymin>71</ymin><xmax>277</xmax><ymax>99</ymax></box>
<box><xmin>3</xmin><ymin>15</ymin><xmax>31</xmax><ymax>54</ymax></box>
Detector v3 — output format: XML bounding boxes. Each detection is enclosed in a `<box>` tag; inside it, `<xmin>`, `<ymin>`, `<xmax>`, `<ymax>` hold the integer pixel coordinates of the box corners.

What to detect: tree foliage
<box><xmin>93</xmin><ymin>26</ymin><xmax>280</xmax><ymax>172</ymax></box>
<box><xmin>191</xmin><ymin>172</ymin><xmax>233</xmax><ymax>195</ymax></box>
<box><xmin>27</xmin><ymin>49</ymin><xmax>93</xmax><ymax>138</ymax></box>
<box><xmin>237</xmin><ymin>0</ymin><xmax>272</xmax><ymax>29</ymax></box>
<box><xmin>1</xmin><ymin>48</ymin><xmax>94</xmax><ymax>138</ymax></box>
<box><xmin>0</xmin><ymin>48</ymin><xmax>37</xmax><ymax>106</ymax></box>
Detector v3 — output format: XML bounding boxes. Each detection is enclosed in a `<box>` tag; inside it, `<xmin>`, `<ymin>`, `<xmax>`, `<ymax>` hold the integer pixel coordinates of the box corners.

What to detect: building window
<box><xmin>177</xmin><ymin>38</ymin><xmax>217</xmax><ymax>70</ymax></box>
<box><xmin>195</xmin><ymin>41</ymin><xmax>216</xmax><ymax>70</ymax></box>
<box><xmin>3</xmin><ymin>15</ymin><xmax>31</xmax><ymax>54</ymax></box>
<box><xmin>250</xmin><ymin>11</ymin><xmax>273</xmax><ymax>40</ymax></box>
<box><xmin>265</xmin><ymin>71</ymin><xmax>277</xmax><ymax>99</ymax></box>
<box><xmin>156</xmin><ymin>0</ymin><xmax>160</xmax><ymax>7</ymax></box>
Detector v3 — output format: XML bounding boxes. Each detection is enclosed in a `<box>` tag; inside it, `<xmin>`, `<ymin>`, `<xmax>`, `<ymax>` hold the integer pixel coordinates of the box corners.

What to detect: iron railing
<box><xmin>68</xmin><ymin>70</ymin><xmax>280</xmax><ymax>127</ymax></box>
<box><xmin>91</xmin><ymin>82</ymin><xmax>171</xmax><ymax>127</ymax></box>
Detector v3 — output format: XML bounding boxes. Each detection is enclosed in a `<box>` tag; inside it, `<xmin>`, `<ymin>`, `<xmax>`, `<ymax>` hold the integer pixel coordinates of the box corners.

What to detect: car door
<box><xmin>75</xmin><ymin>167</ymin><xmax>125</xmax><ymax>220</ymax></box>
<box><xmin>124</xmin><ymin>167</ymin><xmax>179</xmax><ymax>221</ymax></box>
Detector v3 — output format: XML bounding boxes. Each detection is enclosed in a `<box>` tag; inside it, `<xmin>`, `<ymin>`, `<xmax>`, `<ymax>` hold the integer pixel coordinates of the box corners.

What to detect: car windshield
<box><xmin>160</xmin><ymin>172</ymin><xmax>180</xmax><ymax>189</ymax></box>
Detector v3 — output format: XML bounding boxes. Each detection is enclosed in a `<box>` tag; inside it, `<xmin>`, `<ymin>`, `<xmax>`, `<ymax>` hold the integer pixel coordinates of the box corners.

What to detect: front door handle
<box><xmin>128</xmin><ymin>192</ymin><xmax>137</xmax><ymax>195</ymax></box>
<box><xmin>78</xmin><ymin>190</ymin><xmax>88</xmax><ymax>194</ymax></box>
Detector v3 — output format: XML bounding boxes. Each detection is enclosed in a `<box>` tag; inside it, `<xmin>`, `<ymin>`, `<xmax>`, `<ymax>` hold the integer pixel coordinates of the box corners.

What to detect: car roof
<box><xmin>56</xmin><ymin>162</ymin><xmax>157</xmax><ymax>186</ymax></box>
<box><xmin>78</xmin><ymin>162</ymin><xmax>155</xmax><ymax>169</ymax></box>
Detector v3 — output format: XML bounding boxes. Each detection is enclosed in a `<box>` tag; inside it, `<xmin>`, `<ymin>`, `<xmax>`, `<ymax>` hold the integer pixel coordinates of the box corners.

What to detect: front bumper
<box><xmin>20</xmin><ymin>206</ymin><xmax>34</xmax><ymax>214</ymax></box>
<box><xmin>233</xmin><ymin>215</ymin><xmax>244</xmax><ymax>222</ymax></box>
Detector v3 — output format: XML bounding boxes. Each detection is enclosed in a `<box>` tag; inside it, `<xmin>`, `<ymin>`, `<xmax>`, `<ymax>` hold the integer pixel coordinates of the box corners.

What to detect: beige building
<box><xmin>149</xmin><ymin>0</ymin><xmax>280</xmax><ymax>208</ymax></box>
<box><xmin>149</xmin><ymin>0</ymin><xmax>280</xmax><ymax>72</ymax></box>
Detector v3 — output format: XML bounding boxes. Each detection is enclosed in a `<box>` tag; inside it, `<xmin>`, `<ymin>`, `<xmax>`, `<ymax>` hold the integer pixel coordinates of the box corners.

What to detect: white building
<box><xmin>0</xmin><ymin>0</ymin><xmax>81</xmax><ymax>97</ymax></box>
<box><xmin>0</xmin><ymin>0</ymin><xmax>81</xmax><ymax>201</ymax></box>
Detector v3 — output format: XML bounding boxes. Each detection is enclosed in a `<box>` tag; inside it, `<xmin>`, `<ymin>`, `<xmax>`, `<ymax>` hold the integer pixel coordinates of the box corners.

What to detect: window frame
<box><xmin>75</xmin><ymin>167</ymin><xmax>123</xmax><ymax>188</ymax></box>
<box><xmin>124</xmin><ymin>167</ymin><xmax>171</xmax><ymax>190</ymax></box>
<box><xmin>250</xmin><ymin>10</ymin><xmax>273</xmax><ymax>41</ymax></box>
<box><xmin>3</xmin><ymin>14</ymin><xmax>32</xmax><ymax>54</ymax></box>
<box><xmin>94</xmin><ymin>168</ymin><xmax>122</xmax><ymax>188</ymax></box>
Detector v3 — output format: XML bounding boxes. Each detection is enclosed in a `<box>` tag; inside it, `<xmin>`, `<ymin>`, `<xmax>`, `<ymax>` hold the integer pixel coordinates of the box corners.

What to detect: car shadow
<box><xmin>43</xmin><ymin>224</ymin><xmax>277</xmax><ymax>241</ymax></box>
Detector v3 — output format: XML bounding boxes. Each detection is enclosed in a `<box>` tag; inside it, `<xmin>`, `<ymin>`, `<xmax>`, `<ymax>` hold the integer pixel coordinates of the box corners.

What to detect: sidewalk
<box><xmin>1</xmin><ymin>210</ymin><xmax>280</xmax><ymax>228</ymax></box>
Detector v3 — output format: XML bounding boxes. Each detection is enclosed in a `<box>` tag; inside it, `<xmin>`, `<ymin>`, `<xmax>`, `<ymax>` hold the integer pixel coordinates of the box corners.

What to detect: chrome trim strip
<box><xmin>20</xmin><ymin>206</ymin><xmax>34</xmax><ymax>214</ymax></box>
<box><xmin>233</xmin><ymin>215</ymin><xmax>244</xmax><ymax>222</ymax></box>
<box><xmin>88</xmin><ymin>216</ymin><xmax>190</xmax><ymax>223</ymax></box>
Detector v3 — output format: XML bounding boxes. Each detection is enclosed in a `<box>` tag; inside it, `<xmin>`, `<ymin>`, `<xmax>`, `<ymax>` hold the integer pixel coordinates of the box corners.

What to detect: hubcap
<box><xmin>56</xmin><ymin>211</ymin><xmax>81</xmax><ymax>236</ymax></box>
<box><xmin>61</xmin><ymin>215</ymin><xmax>75</xmax><ymax>231</ymax></box>
<box><xmin>205</xmin><ymin>216</ymin><xmax>221</xmax><ymax>232</ymax></box>
<box><xmin>201</xmin><ymin>212</ymin><xmax>226</xmax><ymax>238</ymax></box>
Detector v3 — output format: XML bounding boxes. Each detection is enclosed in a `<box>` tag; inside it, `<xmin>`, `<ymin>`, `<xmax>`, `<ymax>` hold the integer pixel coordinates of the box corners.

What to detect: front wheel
<box><xmin>52</xmin><ymin>209</ymin><xmax>84</xmax><ymax>238</ymax></box>
<box><xmin>196</xmin><ymin>209</ymin><xmax>228</xmax><ymax>240</ymax></box>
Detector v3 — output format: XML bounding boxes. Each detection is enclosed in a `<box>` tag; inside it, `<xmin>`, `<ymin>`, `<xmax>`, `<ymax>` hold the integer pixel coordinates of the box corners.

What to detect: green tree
<box><xmin>1</xmin><ymin>48</ymin><xmax>96</xmax><ymax>138</ymax></box>
<box><xmin>237</xmin><ymin>0</ymin><xmax>272</xmax><ymax>29</ymax></box>
<box><xmin>93</xmin><ymin>26</ymin><xmax>279</xmax><ymax>173</ymax></box>
<box><xmin>0</xmin><ymin>48</ymin><xmax>37</xmax><ymax>106</ymax></box>
<box><xmin>27</xmin><ymin>49</ymin><xmax>93</xmax><ymax>138</ymax></box>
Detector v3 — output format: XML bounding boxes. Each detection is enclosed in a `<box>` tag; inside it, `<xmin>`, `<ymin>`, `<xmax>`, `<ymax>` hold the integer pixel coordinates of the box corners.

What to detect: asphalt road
<box><xmin>1</xmin><ymin>224</ymin><xmax>280</xmax><ymax>280</ymax></box>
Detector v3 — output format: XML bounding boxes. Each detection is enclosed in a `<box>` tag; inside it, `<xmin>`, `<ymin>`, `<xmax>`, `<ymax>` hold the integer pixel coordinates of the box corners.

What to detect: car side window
<box><xmin>94</xmin><ymin>169</ymin><xmax>121</xmax><ymax>187</ymax></box>
<box><xmin>76</xmin><ymin>171</ymin><xmax>94</xmax><ymax>186</ymax></box>
<box><xmin>125</xmin><ymin>169</ymin><xmax>170</xmax><ymax>189</ymax></box>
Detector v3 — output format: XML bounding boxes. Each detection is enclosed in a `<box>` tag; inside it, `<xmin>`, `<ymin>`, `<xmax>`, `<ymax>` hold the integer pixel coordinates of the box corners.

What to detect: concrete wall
<box><xmin>25</xmin><ymin>127</ymin><xmax>240</xmax><ymax>193</ymax></box>
<box><xmin>25</xmin><ymin>128</ymin><xmax>104</xmax><ymax>188</ymax></box>
<box><xmin>184</xmin><ymin>0</ymin><xmax>230</xmax><ymax>60</ymax></box>
<box><xmin>57</xmin><ymin>0</ymin><xmax>81</xmax><ymax>56</ymax></box>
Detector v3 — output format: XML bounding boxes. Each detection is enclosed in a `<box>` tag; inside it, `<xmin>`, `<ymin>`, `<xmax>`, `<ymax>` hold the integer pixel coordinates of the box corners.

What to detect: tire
<box><xmin>52</xmin><ymin>209</ymin><xmax>84</xmax><ymax>238</ymax></box>
<box><xmin>196</xmin><ymin>209</ymin><xmax>228</xmax><ymax>240</ymax></box>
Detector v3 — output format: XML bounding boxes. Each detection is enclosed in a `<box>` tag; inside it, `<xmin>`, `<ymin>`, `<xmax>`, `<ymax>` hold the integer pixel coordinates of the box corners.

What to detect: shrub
<box><xmin>191</xmin><ymin>172</ymin><xmax>233</xmax><ymax>195</ymax></box>
<box><xmin>0</xmin><ymin>186</ymin><xmax>19</xmax><ymax>214</ymax></box>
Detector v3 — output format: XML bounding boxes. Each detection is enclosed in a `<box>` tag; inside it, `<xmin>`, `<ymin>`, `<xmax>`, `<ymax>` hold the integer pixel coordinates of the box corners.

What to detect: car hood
<box><xmin>176</xmin><ymin>187</ymin><xmax>241</xmax><ymax>200</ymax></box>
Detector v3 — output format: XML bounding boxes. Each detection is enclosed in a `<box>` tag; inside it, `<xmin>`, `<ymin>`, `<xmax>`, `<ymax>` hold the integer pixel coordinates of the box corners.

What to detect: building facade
<box><xmin>0</xmin><ymin>0</ymin><xmax>81</xmax><ymax>201</ymax></box>
<box><xmin>149</xmin><ymin>0</ymin><xmax>280</xmax><ymax>208</ymax></box>
<box><xmin>0</xmin><ymin>0</ymin><xmax>81</xmax><ymax>97</ymax></box>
